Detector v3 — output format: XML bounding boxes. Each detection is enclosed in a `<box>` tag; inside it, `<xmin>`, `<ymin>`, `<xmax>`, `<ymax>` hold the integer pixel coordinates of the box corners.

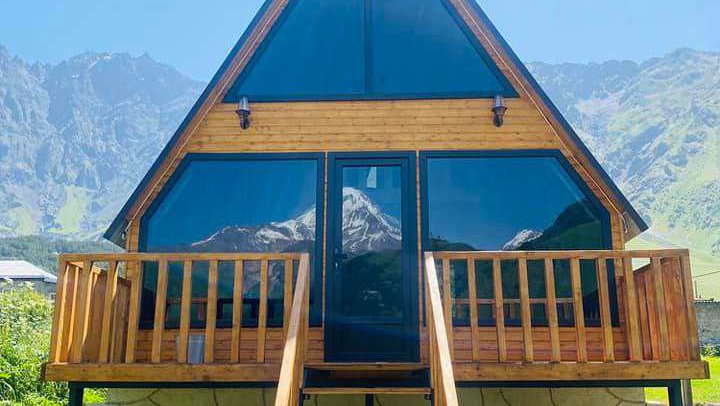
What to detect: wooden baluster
<box><xmin>679</xmin><ymin>254</ymin><xmax>700</xmax><ymax>360</ymax></box>
<box><xmin>651</xmin><ymin>257</ymin><xmax>671</xmax><ymax>361</ymax></box>
<box><xmin>49</xmin><ymin>261</ymin><xmax>69</xmax><ymax>363</ymax></box>
<box><xmin>177</xmin><ymin>261</ymin><xmax>193</xmax><ymax>363</ymax></box>
<box><xmin>284</xmin><ymin>259</ymin><xmax>293</xmax><ymax>340</ymax></box>
<box><xmin>441</xmin><ymin>258</ymin><xmax>454</xmax><ymax>360</ymax></box>
<box><xmin>622</xmin><ymin>256</ymin><xmax>642</xmax><ymax>361</ymax></box>
<box><xmin>466</xmin><ymin>258</ymin><xmax>480</xmax><ymax>361</ymax></box>
<box><xmin>303</xmin><ymin>258</ymin><xmax>310</xmax><ymax>363</ymax></box>
<box><xmin>596</xmin><ymin>258</ymin><xmax>615</xmax><ymax>362</ymax></box>
<box><xmin>151</xmin><ymin>260</ymin><xmax>168</xmax><ymax>364</ymax></box>
<box><xmin>125</xmin><ymin>262</ymin><xmax>143</xmax><ymax>363</ymax></box>
<box><xmin>99</xmin><ymin>260</ymin><xmax>119</xmax><ymax>363</ymax></box>
<box><xmin>64</xmin><ymin>265</ymin><xmax>80</xmax><ymax>360</ymax></box>
<box><xmin>257</xmin><ymin>259</ymin><xmax>269</xmax><ymax>363</ymax></box>
<box><xmin>492</xmin><ymin>258</ymin><xmax>507</xmax><ymax>362</ymax></box>
<box><xmin>518</xmin><ymin>258</ymin><xmax>533</xmax><ymax>363</ymax></box>
<box><xmin>544</xmin><ymin>258</ymin><xmax>561</xmax><ymax>363</ymax></box>
<box><xmin>205</xmin><ymin>260</ymin><xmax>219</xmax><ymax>363</ymax></box>
<box><xmin>570</xmin><ymin>258</ymin><xmax>587</xmax><ymax>362</ymax></box>
<box><xmin>71</xmin><ymin>261</ymin><xmax>94</xmax><ymax>363</ymax></box>
<box><xmin>231</xmin><ymin>260</ymin><xmax>244</xmax><ymax>363</ymax></box>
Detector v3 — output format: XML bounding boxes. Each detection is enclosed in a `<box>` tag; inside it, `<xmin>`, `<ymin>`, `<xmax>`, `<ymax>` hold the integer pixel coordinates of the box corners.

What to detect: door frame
<box><xmin>324</xmin><ymin>151</ymin><xmax>419</xmax><ymax>362</ymax></box>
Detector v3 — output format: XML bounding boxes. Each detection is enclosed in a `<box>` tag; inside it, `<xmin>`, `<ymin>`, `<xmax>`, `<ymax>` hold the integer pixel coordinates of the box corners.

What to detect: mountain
<box><xmin>502</xmin><ymin>229</ymin><xmax>543</xmax><ymax>251</ymax></box>
<box><xmin>527</xmin><ymin>49</ymin><xmax>720</xmax><ymax>261</ymax></box>
<box><xmin>190</xmin><ymin>187</ymin><xmax>401</xmax><ymax>254</ymax></box>
<box><xmin>0</xmin><ymin>44</ymin><xmax>204</xmax><ymax>239</ymax></box>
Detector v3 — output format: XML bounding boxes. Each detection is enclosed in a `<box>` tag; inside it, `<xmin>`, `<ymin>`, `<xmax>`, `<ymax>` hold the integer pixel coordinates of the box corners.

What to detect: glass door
<box><xmin>325</xmin><ymin>153</ymin><xmax>418</xmax><ymax>362</ymax></box>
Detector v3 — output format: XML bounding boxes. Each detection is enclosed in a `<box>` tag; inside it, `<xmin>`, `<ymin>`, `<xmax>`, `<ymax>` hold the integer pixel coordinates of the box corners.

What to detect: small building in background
<box><xmin>0</xmin><ymin>260</ymin><xmax>57</xmax><ymax>297</ymax></box>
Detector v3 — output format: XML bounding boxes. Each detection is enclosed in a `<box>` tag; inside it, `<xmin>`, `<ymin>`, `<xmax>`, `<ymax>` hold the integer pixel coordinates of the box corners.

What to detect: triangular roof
<box><xmin>105</xmin><ymin>0</ymin><xmax>647</xmax><ymax>246</ymax></box>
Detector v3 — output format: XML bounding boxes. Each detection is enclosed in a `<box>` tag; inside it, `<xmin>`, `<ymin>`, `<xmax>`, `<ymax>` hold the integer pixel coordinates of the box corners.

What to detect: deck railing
<box><xmin>274</xmin><ymin>254</ymin><xmax>310</xmax><ymax>406</ymax></box>
<box><xmin>48</xmin><ymin>252</ymin><xmax>309</xmax><ymax>367</ymax></box>
<box><xmin>429</xmin><ymin>249</ymin><xmax>700</xmax><ymax>364</ymax></box>
<box><xmin>424</xmin><ymin>253</ymin><xmax>460</xmax><ymax>406</ymax></box>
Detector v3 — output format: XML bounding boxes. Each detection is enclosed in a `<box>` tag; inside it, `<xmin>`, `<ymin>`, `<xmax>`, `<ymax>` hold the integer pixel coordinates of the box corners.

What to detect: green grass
<box><xmin>645</xmin><ymin>357</ymin><xmax>720</xmax><ymax>404</ymax></box>
<box><xmin>49</xmin><ymin>186</ymin><xmax>88</xmax><ymax>234</ymax></box>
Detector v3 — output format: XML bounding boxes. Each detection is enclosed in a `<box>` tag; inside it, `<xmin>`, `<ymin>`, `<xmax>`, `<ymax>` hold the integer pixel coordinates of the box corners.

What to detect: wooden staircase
<box><xmin>273</xmin><ymin>253</ymin><xmax>459</xmax><ymax>405</ymax></box>
<box><xmin>301</xmin><ymin>363</ymin><xmax>431</xmax><ymax>397</ymax></box>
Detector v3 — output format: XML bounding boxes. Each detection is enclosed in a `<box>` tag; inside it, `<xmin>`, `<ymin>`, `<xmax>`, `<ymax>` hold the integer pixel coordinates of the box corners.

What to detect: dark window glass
<box><xmin>225</xmin><ymin>0</ymin><xmax>515</xmax><ymax>101</ymax></box>
<box><xmin>226</xmin><ymin>0</ymin><xmax>365</xmax><ymax>100</ymax></box>
<box><xmin>140</xmin><ymin>158</ymin><xmax>320</xmax><ymax>329</ymax></box>
<box><xmin>425</xmin><ymin>155</ymin><xmax>616</xmax><ymax>327</ymax></box>
<box><xmin>369</xmin><ymin>0</ymin><xmax>509</xmax><ymax>96</ymax></box>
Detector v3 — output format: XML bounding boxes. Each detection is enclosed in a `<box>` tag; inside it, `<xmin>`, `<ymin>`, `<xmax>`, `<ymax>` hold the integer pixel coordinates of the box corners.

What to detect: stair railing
<box><xmin>424</xmin><ymin>253</ymin><xmax>460</xmax><ymax>406</ymax></box>
<box><xmin>274</xmin><ymin>253</ymin><xmax>311</xmax><ymax>406</ymax></box>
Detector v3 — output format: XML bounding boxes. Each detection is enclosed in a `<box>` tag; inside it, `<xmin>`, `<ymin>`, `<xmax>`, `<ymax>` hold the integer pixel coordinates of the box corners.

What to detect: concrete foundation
<box><xmin>102</xmin><ymin>387</ymin><xmax>646</xmax><ymax>406</ymax></box>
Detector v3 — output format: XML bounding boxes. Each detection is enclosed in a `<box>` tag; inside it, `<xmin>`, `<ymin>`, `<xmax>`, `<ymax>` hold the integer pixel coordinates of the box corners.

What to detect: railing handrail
<box><xmin>432</xmin><ymin>248</ymin><xmax>689</xmax><ymax>260</ymax></box>
<box><xmin>274</xmin><ymin>253</ymin><xmax>310</xmax><ymax>406</ymax></box>
<box><xmin>424</xmin><ymin>252</ymin><xmax>459</xmax><ymax>406</ymax></box>
<box><xmin>59</xmin><ymin>252</ymin><xmax>305</xmax><ymax>262</ymax></box>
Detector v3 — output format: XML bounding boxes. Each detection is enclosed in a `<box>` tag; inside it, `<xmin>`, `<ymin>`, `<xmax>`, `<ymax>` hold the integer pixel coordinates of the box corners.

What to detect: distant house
<box><xmin>0</xmin><ymin>260</ymin><xmax>57</xmax><ymax>297</ymax></box>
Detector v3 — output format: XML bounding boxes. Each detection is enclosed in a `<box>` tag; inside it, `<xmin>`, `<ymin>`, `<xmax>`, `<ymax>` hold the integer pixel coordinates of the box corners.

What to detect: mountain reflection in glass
<box><xmin>339</xmin><ymin>166</ymin><xmax>403</xmax><ymax>319</ymax></box>
<box><xmin>140</xmin><ymin>159</ymin><xmax>319</xmax><ymax>329</ymax></box>
<box><xmin>426</xmin><ymin>156</ymin><xmax>616</xmax><ymax>328</ymax></box>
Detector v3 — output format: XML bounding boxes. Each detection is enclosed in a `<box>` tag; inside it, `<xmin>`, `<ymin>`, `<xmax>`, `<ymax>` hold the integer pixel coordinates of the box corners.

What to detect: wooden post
<box><xmin>596</xmin><ymin>258</ymin><xmax>615</xmax><ymax>362</ymax></box>
<box><xmin>49</xmin><ymin>260</ymin><xmax>69</xmax><ymax>363</ymax></box>
<box><xmin>205</xmin><ymin>260</ymin><xmax>219</xmax><ymax>363</ymax></box>
<box><xmin>492</xmin><ymin>258</ymin><xmax>507</xmax><ymax>362</ymax></box>
<box><xmin>99</xmin><ymin>261</ymin><xmax>119</xmax><ymax>363</ymax></box>
<box><xmin>518</xmin><ymin>258</ymin><xmax>533</xmax><ymax>363</ymax></box>
<box><xmin>544</xmin><ymin>258</ymin><xmax>561</xmax><ymax>363</ymax></box>
<box><xmin>622</xmin><ymin>256</ymin><xmax>643</xmax><ymax>361</ymax></box>
<box><xmin>442</xmin><ymin>258</ymin><xmax>454</xmax><ymax>360</ymax></box>
<box><xmin>257</xmin><ymin>259</ymin><xmax>269</xmax><ymax>363</ymax></box>
<box><xmin>570</xmin><ymin>258</ymin><xmax>587</xmax><ymax>362</ymax></box>
<box><xmin>125</xmin><ymin>262</ymin><xmax>143</xmax><ymax>363</ymax></box>
<box><xmin>231</xmin><ymin>260</ymin><xmax>244</xmax><ymax>363</ymax></box>
<box><xmin>679</xmin><ymin>255</ymin><xmax>700</xmax><ymax>360</ymax></box>
<box><xmin>466</xmin><ymin>258</ymin><xmax>480</xmax><ymax>361</ymax></box>
<box><xmin>151</xmin><ymin>260</ymin><xmax>168</xmax><ymax>364</ymax></box>
<box><xmin>651</xmin><ymin>257</ymin><xmax>671</xmax><ymax>361</ymax></box>
<box><xmin>70</xmin><ymin>261</ymin><xmax>93</xmax><ymax>363</ymax></box>
<box><xmin>177</xmin><ymin>261</ymin><xmax>193</xmax><ymax>363</ymax></box>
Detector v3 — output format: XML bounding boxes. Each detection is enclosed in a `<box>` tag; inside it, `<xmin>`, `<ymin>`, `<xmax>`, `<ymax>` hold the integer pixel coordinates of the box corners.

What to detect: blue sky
<box><xmin>1</xmin><ymin>0</ymin><xmax>719</xmax><ymax>80</ymax></box>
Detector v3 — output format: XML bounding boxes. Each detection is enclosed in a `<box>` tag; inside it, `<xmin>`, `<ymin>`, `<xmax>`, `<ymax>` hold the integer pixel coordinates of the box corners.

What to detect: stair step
<box><xmin>302</xmin><ymin>387</ymin><xmax>432</xmax><ymax>395</ymax></box>
<box><xmin>305</xmin><ymin>363</ymin><xmax>428</xmax><ymax>372</ymax></box>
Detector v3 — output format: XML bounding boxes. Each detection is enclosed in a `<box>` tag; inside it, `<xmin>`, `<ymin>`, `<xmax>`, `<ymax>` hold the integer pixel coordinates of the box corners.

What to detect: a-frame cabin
<box><xmin>43</xmin><ymin>1</ymin><xmax>708</xmax><ymax>405</ymax></box>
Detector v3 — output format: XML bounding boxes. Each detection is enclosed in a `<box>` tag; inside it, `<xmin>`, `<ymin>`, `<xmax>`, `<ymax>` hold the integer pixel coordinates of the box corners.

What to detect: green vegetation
<box><xmin>645</xmin><ymin>354</ymin><xmax>720</xmax><ymax>405</ymax></box>
<box><xmin>0</xmin><ymin>282</ymin><xmax>106</xmax><ymax>405</ymax></box>
<box><xmin>50</xmin><ymin>186</ymin><xmax>89</xmax><ymax>235</ymax></box>
<box><xmin>0</xmin><ymin>235</ymin><xmax>120</xmax><ymax>274</ymax></box>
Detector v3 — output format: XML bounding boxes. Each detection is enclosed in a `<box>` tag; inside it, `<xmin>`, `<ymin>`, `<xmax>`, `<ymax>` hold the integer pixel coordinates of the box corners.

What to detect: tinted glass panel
<box><xmin>370</xmin><ymin>0</ymin><xmax>509</xmax><ymax>95</ymax></box>
<box><xmin>426</xmin><ymin>155</ymin><xmax>616</xmax><ymax>327</ymax></box>
<box><xmin>225</xmin><ymin>0</ymin><xmax>515</xmax><ymax>101</ymax></box>
<box><xmin>226</xmin><ymin>0</ymin><xmax>365</xmax><ymax>100</ymax></box>
<box><xmin>339</xmin><ymin>166</ymin><xmax>404</xmax><ymax>319</ymax></box>
<box><xmin>140</xmin><ymin>158</ymin><xmax>320</xmax><ymax>328</ymax></box>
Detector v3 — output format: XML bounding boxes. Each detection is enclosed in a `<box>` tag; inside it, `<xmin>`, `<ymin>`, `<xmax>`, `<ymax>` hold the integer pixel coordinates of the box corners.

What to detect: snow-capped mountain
<box><xmin>190</xmin><ymin>206</ymin><xmax>316</xmax><ymax>252</ymax></box>
<box><xmin>341</xmin><ymin>187</ymin><xmax>401</xmax><ymax>253</ymax></box>
<box><xmin>502</xmin><ymin>229</ymin><xmax>543</xmax><ymax>251</ymax></box>
<box><xmin>190</xmin><ymin>187</ymin><xmax>401</xmax><ymax>254</ymax></box>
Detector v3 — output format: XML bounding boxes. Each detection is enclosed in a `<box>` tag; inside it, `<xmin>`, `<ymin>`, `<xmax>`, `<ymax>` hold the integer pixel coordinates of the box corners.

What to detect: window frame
<box><xmin>138</xmin><ymin>152</ymin><xmax>326</xmax><ymax>326</ymax></box>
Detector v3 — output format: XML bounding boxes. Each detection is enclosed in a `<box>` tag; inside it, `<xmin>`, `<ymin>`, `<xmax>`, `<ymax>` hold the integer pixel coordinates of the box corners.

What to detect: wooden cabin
<box><xmin>43</xmin><ymin>0</ymin><xmax>708</xmax><ymax>405</ymax></box>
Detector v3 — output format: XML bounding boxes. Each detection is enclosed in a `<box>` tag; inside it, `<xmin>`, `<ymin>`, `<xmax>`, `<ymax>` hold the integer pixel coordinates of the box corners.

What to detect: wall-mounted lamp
<box><xmin>492</xmin><ymin>95</ymin><xmax>508</xmax><ymax>127</ymax></box>
<box><xmin>236</xmin><ymin>96</ymin><xmax>251</xmax><ymax>130</ymax></box>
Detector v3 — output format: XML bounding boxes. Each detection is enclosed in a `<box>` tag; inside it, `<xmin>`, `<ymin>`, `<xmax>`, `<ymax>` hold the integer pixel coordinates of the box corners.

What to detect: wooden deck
<box><xmin>43</xmin><ymin>249</ymin><xmax>708</xmax><ymax>388</ymax></box>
